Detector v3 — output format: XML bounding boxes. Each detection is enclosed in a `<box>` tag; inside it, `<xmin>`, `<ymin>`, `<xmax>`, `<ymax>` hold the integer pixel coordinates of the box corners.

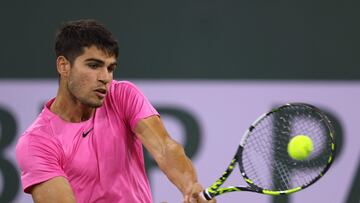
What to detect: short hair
<box><xmin>55</xmin><ymin>19</ymin><xmax>119</xmax><ymax>64</ymax></box>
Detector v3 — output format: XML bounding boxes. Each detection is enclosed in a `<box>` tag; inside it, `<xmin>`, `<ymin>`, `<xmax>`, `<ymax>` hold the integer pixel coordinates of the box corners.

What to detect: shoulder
<box><xmin>16</xmin><ymin>121</ymin><xmax>66</xmax><ymax>193</ymax></box>
<box><xmin>17</xmin><ymin>126</ymin><xmax>54</xmax><ymax>146</ymax></box>
<box><xmin>108</xmin><ymin>80</ymin><xmax>146</xmax><ymax>100</ymax></box>
<box><xmin>16</xmin><ymin>129</ymin><xmax>60</xmax><ymax>158</ymax></box>
<box><xmin>110</xmin><ymin>80</ymin><xmax>142</xmax><ymax>92</ymax></box>
<box><xmin>16</xmin><ymin>116</ymin><xmax>60</xmax><ymax>159</ymax></box>
<box><xmin>16</xmin><ymin>129</ymin><xmax>63</xmax><ymax>173</ymax></box>
<box><xmin>19</xmin><ymin>111</ymin><xmax>55</xmax><ymax>144</ymax></box>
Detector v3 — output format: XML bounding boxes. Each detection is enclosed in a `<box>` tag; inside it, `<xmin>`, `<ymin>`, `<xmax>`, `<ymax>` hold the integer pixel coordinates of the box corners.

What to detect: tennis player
<box><xmin>15</xmin><ymin>19</ymin><xmax>215</xmax><ymax>203</ymax></box>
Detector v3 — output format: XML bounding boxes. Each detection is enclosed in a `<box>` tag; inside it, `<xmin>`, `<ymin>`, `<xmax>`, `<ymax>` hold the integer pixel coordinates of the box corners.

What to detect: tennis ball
<box><xmin>287</xmin><ymin>135</ymin><xmax>314</xmax><ymax>160</ymax></box>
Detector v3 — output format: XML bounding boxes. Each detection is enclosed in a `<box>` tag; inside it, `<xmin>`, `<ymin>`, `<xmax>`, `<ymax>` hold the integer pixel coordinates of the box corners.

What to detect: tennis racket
<box><xmin>202</xmin><ymin>103</ymin><xmax>335</xmax><ymax>200</ymax></box>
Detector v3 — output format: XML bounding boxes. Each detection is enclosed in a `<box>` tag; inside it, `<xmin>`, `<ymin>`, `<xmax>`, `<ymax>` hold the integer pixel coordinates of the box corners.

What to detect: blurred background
<box><xmin>0</xmin><ymin>0</ymin><xmax>359</xmax><ymax>202</ymax></box>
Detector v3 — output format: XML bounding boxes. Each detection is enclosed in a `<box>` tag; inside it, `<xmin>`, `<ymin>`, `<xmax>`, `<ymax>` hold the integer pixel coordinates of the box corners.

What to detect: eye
<box><xmin>108</xmin><ymin>65</ymin><xmax>116</xmax><ymax>73</ymax></box>
<box><xmin>87</xmin><ymin>63</ymin><xmax>100</xmax><ymax>69</ymax></box>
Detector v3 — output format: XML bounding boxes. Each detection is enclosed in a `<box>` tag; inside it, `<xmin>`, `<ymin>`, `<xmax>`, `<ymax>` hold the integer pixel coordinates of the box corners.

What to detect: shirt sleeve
<box><xmin>113</xmin><ymin>81</ymin><xmax>159</xmax><ymax>131</ymax></box>
<box><xmin>15</xmin><ymin>133</ymin><xmax>67</xmax><ymax>193</ymax></box>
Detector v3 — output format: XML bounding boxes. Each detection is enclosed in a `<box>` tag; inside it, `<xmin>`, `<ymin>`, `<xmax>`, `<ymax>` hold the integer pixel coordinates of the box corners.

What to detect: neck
<box><xmin>50</xmin><ymin>90</ymin><xmax>95</xmax><ymax>123</ymax></box>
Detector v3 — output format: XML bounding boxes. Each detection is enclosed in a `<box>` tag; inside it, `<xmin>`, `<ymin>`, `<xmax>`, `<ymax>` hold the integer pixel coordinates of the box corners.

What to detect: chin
<box><xmin>91</xmin><ymin>103</ymin><xmax>103</xmax><ymax>108</ymax></box>
<box><xmin>91</xmin><ymin>101</ymin><xmax>104</xmax><ymax>108</ymax></box>
<box><xmin>83</xmin><ymin>99</ymin><xmax>104</xmax><ymax>108</ymax></box>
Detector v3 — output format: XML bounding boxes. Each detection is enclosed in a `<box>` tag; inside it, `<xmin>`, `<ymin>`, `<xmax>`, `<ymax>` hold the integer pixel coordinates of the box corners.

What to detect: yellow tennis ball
<box><xmin>287</xmin><ymin>135</ymin><xmax>314</xmax><ymax>160</ymax></box>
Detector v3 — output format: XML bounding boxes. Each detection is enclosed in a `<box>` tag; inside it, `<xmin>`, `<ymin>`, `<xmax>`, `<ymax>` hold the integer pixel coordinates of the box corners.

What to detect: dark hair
<box><xmin>55</xmin><ymin>19</ymin><xmax>119</xmax><ymax>64</ymax></box>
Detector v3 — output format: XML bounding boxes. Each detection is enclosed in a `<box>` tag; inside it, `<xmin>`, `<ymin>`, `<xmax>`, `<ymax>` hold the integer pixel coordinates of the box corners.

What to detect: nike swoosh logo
<box><xmin>82</xmin><ymin>127</ymin><xmax>94</xmax><ymax>138</ymax></box>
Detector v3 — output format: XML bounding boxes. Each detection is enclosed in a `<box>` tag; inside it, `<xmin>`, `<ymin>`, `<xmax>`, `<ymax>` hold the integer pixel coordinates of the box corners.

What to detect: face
<box><xmin>61</xmin><ymin>46</ymin><xmax>117</xmax><ymax>108</ymax></box>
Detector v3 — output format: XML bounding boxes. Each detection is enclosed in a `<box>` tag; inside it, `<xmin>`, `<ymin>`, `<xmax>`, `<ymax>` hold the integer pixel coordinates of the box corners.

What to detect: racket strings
<box><xmin>240</xmin><ymin>105</ymin><xmax>333</xmax><ymax>191</ymax></box>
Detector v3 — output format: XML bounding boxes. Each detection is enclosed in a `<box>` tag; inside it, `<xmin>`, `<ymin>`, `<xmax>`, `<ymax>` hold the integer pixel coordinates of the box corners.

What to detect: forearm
<box><xmin>155</xmin><ymin>139</ymin><xmax>198</xmax><ymax>195</ymax></box>
<box><xmin>134</xmin><ymin>116</ymin><xmax>207</xmax><ymax>201</ymax></box>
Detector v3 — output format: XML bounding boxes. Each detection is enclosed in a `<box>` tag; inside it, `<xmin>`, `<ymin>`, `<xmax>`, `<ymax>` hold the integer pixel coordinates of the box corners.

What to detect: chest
<box><xmin>59</xmin><ymin>112</ymin><xmax>139</xmax><ymax>182</ymax></box>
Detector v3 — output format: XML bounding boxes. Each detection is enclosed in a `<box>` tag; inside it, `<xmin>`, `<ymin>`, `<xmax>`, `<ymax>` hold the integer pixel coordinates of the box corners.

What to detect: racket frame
<box><xmin>203</xmin><ymin>103</ymin><xmax>336</xmax><ymax>200</ymax></box>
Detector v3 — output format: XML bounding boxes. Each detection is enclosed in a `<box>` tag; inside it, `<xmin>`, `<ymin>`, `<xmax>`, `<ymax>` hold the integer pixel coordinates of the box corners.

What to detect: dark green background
<box><xmin>1</xmin><ymin>0</ymin><xmax>359</xmax><ymax>80</ymax></box>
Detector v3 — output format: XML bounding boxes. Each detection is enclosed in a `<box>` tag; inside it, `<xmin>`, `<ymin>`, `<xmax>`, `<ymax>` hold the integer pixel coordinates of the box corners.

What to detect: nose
<box><xmin>98</xmin><ymin>68</ymin><xmax>112</xmax><ymax>84</ymax></box>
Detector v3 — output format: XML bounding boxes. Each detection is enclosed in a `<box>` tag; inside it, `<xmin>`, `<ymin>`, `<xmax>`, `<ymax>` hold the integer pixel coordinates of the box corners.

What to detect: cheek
<box><xmin>68</xmin><ymin>73</ymin><xmax>93</xmax><ymax>96</ymax></box>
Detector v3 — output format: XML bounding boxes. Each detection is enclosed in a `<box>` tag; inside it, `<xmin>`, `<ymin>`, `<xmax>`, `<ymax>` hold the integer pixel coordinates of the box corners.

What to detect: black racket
<box><xmin>202</xmin><ymin>103</ymin><xmax>335</xmax><ymax>200</ymax></box>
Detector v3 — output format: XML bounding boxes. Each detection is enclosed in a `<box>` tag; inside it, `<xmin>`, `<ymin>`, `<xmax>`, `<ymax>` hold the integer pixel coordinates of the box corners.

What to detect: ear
<box><xmin>56</xmin><ymin>56</ymin><xmax>70</xmax><ymax>77</ymax></box>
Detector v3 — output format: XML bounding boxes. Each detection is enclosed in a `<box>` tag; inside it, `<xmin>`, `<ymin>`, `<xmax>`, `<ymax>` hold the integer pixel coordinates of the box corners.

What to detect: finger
<box><xmin>189</xmin><ymin>197</ymin><xmax>197</xmax><ymax>203</ymax></box>
<box><xmin>183</xmin><ymin>195</ymin><xmax>190</xmax><ymax>203</ymax></box>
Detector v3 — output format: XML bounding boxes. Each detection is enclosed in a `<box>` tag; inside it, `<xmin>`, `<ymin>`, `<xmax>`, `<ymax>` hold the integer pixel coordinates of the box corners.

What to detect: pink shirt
<box><xmin>16</xmin><ymin>80</ymin><xmax>158</xmax><ymax>203</ymax></box>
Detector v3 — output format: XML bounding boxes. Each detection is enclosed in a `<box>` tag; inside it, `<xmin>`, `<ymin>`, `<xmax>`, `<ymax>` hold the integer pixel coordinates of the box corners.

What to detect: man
<box><xmin>16</xmin><ymin>19</ymin><xmax>214</xmax><ymax>203</ymax></box>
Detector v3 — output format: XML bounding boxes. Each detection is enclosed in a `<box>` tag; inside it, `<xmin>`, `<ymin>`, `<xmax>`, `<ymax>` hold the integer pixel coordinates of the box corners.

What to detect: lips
<box><xmin>94</xmin><ymin>88</ymin><xmax>107</xmax><ymax>98</ymax></box>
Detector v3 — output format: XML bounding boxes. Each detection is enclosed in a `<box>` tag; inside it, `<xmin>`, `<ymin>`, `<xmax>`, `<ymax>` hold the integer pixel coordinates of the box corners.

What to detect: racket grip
<box><xmin>200</xmin><ymin>189</ymin><xmax>213</xmax><ymax>201</ymax></box>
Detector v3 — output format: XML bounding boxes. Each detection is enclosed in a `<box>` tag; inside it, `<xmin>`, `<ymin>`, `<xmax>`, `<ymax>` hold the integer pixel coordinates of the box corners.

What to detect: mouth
<box><xmin>94</xmin><ymin>88</ymin><xmax>107</xmax><ymax>98</ymax></box>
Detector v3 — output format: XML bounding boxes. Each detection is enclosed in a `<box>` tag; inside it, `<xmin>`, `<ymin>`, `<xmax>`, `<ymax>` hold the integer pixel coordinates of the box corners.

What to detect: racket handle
<box><xmin>201</xmin><ymin>189</ymin><xmax>213</xmax><ymax>201</ymax></box>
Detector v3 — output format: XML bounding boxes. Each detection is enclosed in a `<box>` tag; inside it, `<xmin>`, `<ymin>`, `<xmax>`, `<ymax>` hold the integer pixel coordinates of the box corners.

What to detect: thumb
<box><xmin>192</xmin><ymin>192</ymin><xmax>200</xmax><ymax>199</ymax></box>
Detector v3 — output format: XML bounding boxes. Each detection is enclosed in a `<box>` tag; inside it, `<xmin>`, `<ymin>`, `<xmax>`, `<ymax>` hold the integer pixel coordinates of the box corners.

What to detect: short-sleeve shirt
<box><xmin>16</xmin><ymin>80</ymin><xmax>159</xmax><ymax>203</ymax></box>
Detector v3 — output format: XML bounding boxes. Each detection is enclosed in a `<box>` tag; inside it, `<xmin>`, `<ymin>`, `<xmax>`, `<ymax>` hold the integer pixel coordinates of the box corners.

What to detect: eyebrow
<box><xmin>84</xmin><ymin>58</ymin><xmax>117</xmax><ymax>67</ymax></box>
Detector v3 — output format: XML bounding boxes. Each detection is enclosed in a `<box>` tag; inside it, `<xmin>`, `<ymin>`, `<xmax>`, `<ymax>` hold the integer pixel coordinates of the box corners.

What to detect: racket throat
<box><xmin>202</xmin><ymin>189</ymin><xmax>213</xmax><ymax>200</ymax></box>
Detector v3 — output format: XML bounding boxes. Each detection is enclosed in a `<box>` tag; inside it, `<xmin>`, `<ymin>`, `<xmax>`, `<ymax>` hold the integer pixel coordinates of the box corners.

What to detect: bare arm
<box><xmin>135</xmin><ymin>115</ymin><xmax>214</xmax><ymax>203</ymax></box>
<box><xmin>30</xmin><ymin>176</ymin><xmax>76</xmax><ymax>203</ymax></box>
